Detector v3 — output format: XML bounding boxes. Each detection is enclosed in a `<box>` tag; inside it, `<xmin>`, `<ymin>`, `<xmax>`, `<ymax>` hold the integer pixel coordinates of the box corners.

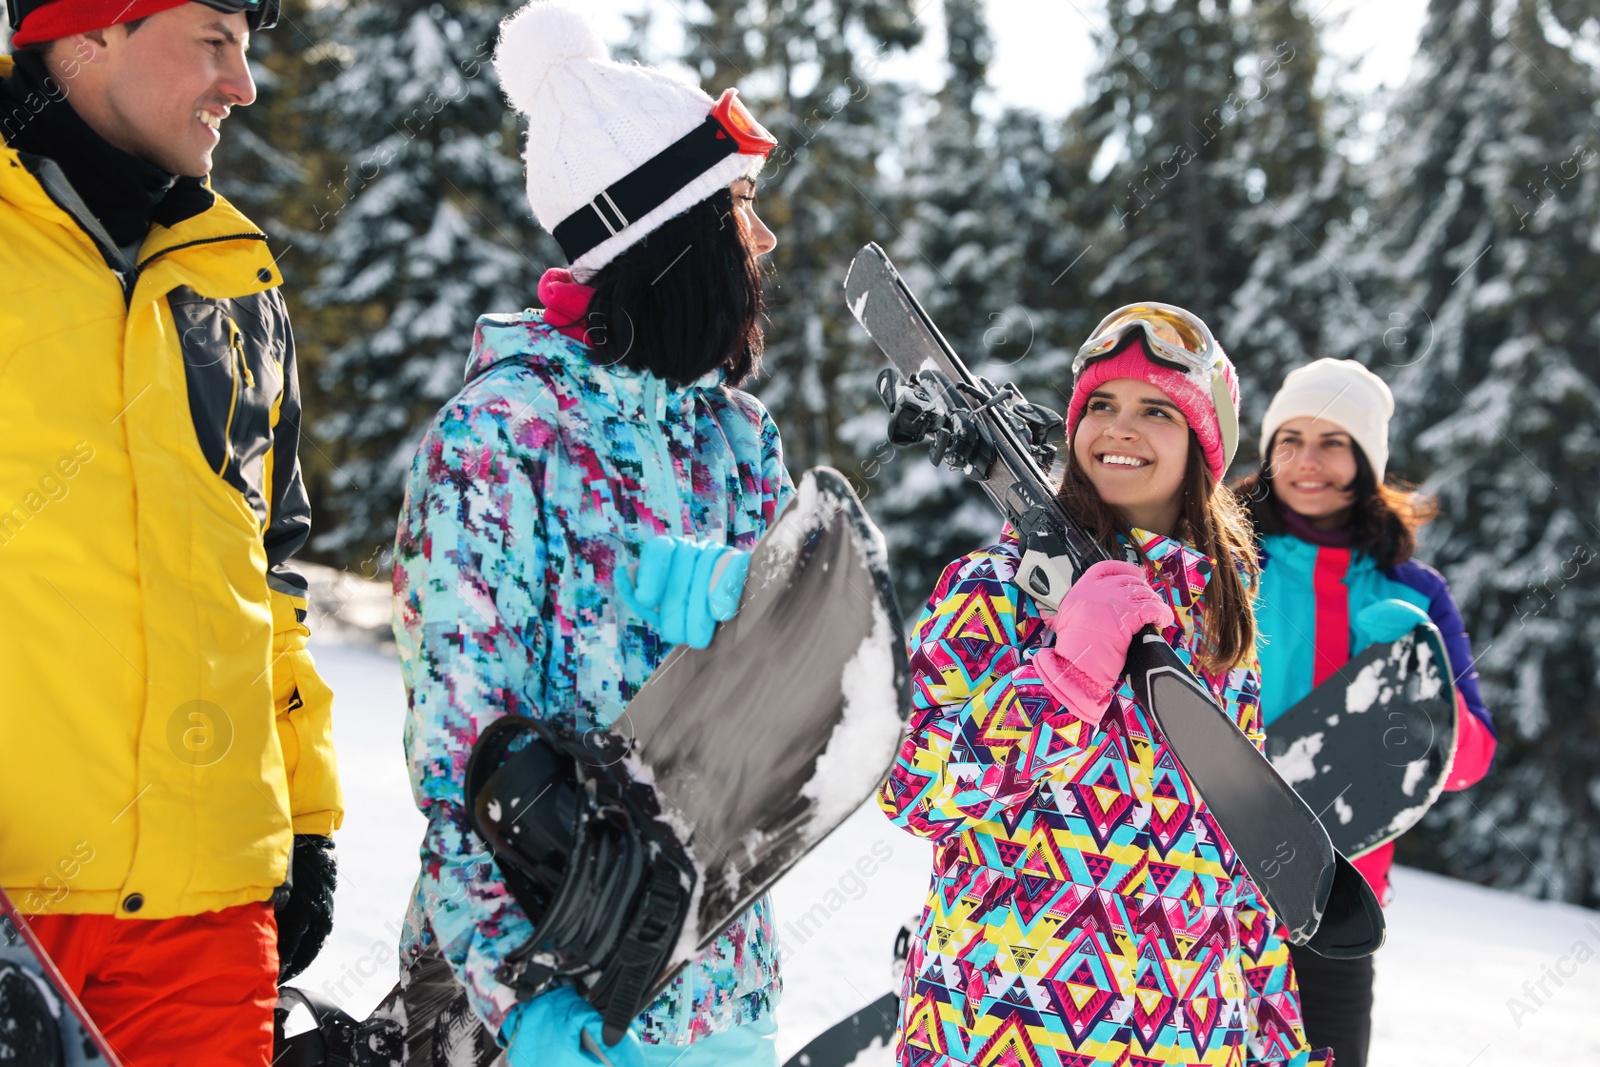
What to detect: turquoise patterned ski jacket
<box><xmin>392</xmin><ymin>311</ymin><xmax>793</xmax><ymax>1044</ymax></box>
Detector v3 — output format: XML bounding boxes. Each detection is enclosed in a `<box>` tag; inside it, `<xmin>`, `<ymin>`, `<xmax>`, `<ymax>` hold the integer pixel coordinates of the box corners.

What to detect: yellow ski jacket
<box><xmin>0</xmin><ymin>55</ymin><xmax>342</xmax><ymax>921</ymax></box>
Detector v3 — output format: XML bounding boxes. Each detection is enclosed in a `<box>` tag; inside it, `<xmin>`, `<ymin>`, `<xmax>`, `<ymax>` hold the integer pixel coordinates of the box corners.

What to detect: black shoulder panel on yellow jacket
<box><xmin>172</xmin><ymin>285</ymin><xmax>292</xmax><ymax>528</ymax></box>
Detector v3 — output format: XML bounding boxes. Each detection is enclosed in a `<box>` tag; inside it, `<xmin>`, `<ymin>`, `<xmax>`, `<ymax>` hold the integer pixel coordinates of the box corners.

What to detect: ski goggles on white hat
<box><xmin>553</xmin><ymin>89</ymin><xmax>778</xmax><ymax>263</ymax></box>
<box><xmin>1073</xmin><ymin>302</ymin><xmax>1240</xmax><ymax>466</ymax></box>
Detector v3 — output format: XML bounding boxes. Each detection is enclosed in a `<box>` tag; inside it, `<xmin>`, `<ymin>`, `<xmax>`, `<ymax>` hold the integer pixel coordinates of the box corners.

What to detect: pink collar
<box><xmin>538</xmin><ymin>268</ymin><xmax>596</xmax><ymax>346</ymax></box>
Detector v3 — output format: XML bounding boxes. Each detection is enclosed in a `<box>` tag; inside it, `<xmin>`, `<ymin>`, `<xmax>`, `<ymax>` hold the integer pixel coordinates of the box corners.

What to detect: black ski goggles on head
<box><xmin>198</xmin><ymin>0</ymin><xmax>279</xmax><ymax>30</ymax></box>
<box><xmin>1074</xmin><ymin>302</ymin><xmax>1240</xmax><ymax>467</ymax></box>
<box><xmin>5</xmin><ymin>0</ymin><xmax>279</xmax><ymax>33</ymax></box>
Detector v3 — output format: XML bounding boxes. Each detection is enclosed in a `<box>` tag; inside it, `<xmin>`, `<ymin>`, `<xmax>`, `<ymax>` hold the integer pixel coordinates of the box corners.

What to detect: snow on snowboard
<box><xmin>1266</xmin><ymin>622</ymin><xmax>1458</xmax><ymax>859</ymax></box>
<box><xmin>278</xmin><ymin>467</ymin><xmax>910</xmax><ymax>1063</ymax></box>
<box><xmin>0</xmin><ymin>887</ymin><xmax>120</xmax><ymax>1066</ymax></box>
<box><xmin>843</xmin><ymin>241</ymin><xmax>1383</xmax><ymax>958</ymax></box>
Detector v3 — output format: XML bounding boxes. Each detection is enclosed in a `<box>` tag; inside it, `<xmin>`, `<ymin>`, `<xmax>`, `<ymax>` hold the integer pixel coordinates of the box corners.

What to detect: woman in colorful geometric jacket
<box><xmin>879</xmin><ymin>304</ymin><xmax>1329</xmax><ymax>1067</ymax></box>
<box><xmin>391</xmin><ymin>4</ymin><xmax>790</xmax><ymax>1066</ymax></box>
<box><xmin>1234</xmin><ymin>359</ymin><xmax>1496</xmax><ymax>1067</ymax></box>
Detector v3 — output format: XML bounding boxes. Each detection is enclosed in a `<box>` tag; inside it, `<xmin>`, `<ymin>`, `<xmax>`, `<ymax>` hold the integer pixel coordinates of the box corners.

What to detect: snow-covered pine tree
<box><xmin>1372</xmin><ymin>0</ymin><xmax>1600</xmax><ymax>905</ymax></box>
<box><xmin>669</xmin><ymin>0</ymin><xmax>921</xmax><ymax>473</ymax></box>
<box><xmin>308</xmin><ymin>0</ymin><xmax>558</xmax><ymax>561</ymax></box>
<box><xmin>209</xmin><ymin>0</ymin><xmax>332</xmax><ymax>243</ymax></box>
<box><xmin>1060</xmin><ymin>0</ymin><xmax>1258</xmax><ymax>324</ymax></box>
<box><xmin>1221</xmin><ymin>0</ymin><xmax>1373</xmax><ymax>447</ymax></box>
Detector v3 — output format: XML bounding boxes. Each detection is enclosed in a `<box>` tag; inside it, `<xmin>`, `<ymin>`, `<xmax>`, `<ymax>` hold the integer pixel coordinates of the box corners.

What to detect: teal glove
<box><xmin>1354</xmin><ymin>598</ymin><xmax>1432</xmax><ymax>650</ymax></box>
<box><xmin>616</xmin><ymin>535</ymin><xmax>749</xmax><ymax>649</ymax></box>
<box><xmin>502</xmin><ymin>987</ymin><xmax>647</xmax><ymax>1067</ymax></box>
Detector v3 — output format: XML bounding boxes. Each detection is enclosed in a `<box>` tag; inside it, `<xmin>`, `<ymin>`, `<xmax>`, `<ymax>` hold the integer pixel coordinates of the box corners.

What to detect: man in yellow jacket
<box><xmin>0</xmin><ymin>0</ymin><xmax>341</xmax><ymax>1061</ymax></box>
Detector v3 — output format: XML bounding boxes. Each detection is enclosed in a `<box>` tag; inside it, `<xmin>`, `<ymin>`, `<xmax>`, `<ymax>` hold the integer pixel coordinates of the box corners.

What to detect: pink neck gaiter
<box><xmin>538</xmin><ymin>268</ymin><xmax>596</xmax><ymax>346</ymax></box>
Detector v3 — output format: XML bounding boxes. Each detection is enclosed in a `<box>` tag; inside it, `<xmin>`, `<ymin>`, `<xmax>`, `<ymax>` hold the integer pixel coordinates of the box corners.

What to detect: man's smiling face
<box><xmin>86</xmin><ymin>4</ymin><xmax>256</xmax><ymax>176</ymax></box>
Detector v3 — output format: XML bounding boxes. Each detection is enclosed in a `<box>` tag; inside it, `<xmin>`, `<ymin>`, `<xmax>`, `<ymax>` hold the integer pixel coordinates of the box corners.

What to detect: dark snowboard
<box><xmin>844</xmin><ymin>242</ymin><xmax>1382</xmax><ymax>958</ymax></box>
<box><xmin>784</xmin><ymin>992</ymin><xmax>898</xmax><ymax>1067</ymax></box>
<box><xmin>0</xmin><ymin>887</ymin><xmax>119</xmax><ymax>1066</ymax></box>
<box><xmin>782</xmin><ymin>919</ymin><xmax>914</xmax><ymax>1067</ymax></box>
<box><xmin>1266</xmin><ymin>623</ymin><xmax>1458</xmax><ymax>859</ymax></box>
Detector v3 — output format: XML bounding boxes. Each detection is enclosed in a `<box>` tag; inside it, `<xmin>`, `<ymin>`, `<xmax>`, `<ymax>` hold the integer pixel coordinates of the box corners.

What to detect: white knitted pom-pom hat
<box><xmin>1260</xmin><ymin>358</ymin><xmax>1396</xmax><ymax>480</ymax></box>
<box><xmin>494</xmin><ymin>0</ymin><xmax>774</xmax><ymax>276</ymax></box>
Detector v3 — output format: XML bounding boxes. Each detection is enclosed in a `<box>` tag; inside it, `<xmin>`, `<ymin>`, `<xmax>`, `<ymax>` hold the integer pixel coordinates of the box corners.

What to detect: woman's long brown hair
<box><xmin>1057</xmin><ymin>434</ymin><xmax>1260</xmax><ymax>677</ymax></box>
<box><xmin>1234</xmin><ymin>434</ymin><xmax>1439</xmax><ymax>571</ymax></box>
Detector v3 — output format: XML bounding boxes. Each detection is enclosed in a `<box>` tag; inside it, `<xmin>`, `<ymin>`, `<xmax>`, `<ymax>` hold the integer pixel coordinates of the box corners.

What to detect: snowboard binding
<box><xmin>465</xmin><ymin>715</ymin><xmax>697</xmax><ymax>1046</ymax></box>
<box><xmin>272</xmin><ymin>986</ymin><xmax>404</xmax><ymax>1067</ymax></box>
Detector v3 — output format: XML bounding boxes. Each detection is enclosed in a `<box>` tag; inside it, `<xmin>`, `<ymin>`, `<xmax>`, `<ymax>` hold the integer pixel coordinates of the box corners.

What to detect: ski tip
<box><xmin>844</xmin><ymin>243</ymin><xmax>891</xmax><ymax>287</ymax></box>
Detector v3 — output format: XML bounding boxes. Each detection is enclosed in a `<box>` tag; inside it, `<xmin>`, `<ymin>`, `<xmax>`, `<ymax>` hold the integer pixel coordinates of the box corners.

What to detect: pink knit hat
<box><xmin>1066</xmin><ymin>338</ymin><xmax>1241</xmax><ymax>482</ymax></box>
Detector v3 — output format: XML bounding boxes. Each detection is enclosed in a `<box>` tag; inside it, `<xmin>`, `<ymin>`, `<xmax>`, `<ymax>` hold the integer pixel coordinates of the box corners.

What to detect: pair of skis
<box><xmin>843</xmin><ymin>243</ymin><xmax>1384</xmax><ymax>958</ymax></box>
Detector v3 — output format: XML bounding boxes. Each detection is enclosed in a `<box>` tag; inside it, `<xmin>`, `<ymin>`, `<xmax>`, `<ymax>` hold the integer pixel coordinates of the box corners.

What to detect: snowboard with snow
<box><xmin>1266</xmin><ymin>622</ymin><xmax>1458</xmax><ymax>859</ymax></box>
<box><xmin>0</xmin><ymin>887</ymin><xmax>119</xmax><ymax>1065</ymax></box>
<box><xmin>843</xmin><ymin>242</ymin><xmax>1382</xmax><ymax>958</ymax></box>
<box><xmin>606</xmin><ymin>466</ymin><xmax>909</xmax><ymax>1006</ymax></box>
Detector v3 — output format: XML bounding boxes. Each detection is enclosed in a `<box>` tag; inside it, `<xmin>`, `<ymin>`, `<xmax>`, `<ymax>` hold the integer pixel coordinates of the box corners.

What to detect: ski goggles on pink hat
<box><xmin>1069</xmin><ymin>302</ymin><xmax>1241</xmax><ymax>480</ymax></box>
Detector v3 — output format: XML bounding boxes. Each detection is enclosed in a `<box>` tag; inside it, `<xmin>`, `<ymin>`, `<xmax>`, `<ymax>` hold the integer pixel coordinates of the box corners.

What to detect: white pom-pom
<box><xmin>494</xmin><ymin>1</ymin><xmax>610</xmax><ymax>114</ymax></box>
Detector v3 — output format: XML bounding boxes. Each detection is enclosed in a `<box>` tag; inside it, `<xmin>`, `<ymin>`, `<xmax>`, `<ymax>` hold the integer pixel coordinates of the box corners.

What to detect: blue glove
<box><xmin>502</xmin><ymin>987</ymin><xmax>647</xmax><ymax>1067</ymax></box>
<box><xmin>615</xmin><ymin>535</ymin><xmax>749</xmax><ymax>649</ymax></box>
<box><xmin>1354</xmin><ymin>598</ymin><xmax>1432</xmax><ymax>650</ymax></box>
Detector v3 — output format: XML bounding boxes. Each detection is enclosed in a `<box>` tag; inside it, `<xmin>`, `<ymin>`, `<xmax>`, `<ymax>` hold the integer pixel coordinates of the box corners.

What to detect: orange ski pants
<box><xmin>27</xmin><ymin>901</ymin><xmax>279</xmax><ymax>1066</ymax></box>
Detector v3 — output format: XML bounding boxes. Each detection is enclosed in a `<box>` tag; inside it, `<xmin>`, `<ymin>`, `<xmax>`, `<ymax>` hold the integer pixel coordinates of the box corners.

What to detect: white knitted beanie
<box><xmin>494</xmin><ymin>1</ymin><xmax>769</xmax><ymax>276</ymax></box>
<box><xmin>1260</xmin><ymin>358</ymin><xmax>1396</xmax><ymax>480</ymax></box>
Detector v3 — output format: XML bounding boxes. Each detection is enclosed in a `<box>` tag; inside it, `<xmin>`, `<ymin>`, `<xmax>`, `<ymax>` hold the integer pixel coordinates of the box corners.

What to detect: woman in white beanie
<box><xmin>1234</xmin><ymin>358</ymin><xmax>1498</xmax><ymax>1067</ymax></box>
<box><xmin>391</xmin><ymin>3</ymin><xmax>793</xmax><ymax>1065</ymax></box>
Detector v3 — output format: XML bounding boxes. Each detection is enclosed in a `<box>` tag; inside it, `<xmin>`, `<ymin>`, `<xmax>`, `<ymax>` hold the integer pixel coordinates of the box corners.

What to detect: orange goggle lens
<box><xmin>1076</xmin><ymin>304</ymin><xmax>1215</xmax><ymax>371</ymax></box>
<box><xmin>710</xmin><ymin>88</ymin><xmax>778</xmax><ymax>158</ymax></box>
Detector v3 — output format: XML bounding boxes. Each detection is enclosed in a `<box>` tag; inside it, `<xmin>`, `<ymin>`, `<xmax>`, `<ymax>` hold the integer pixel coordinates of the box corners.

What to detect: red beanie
<box><xmin>12</xmin><ymin>0</ymin><xmax>190</xmax><ymax>46</ymax></box>
<box><xmin>1066</xmin><ymin>338</ymin><xmax>1240</xmax><ymax>483</ymax></box>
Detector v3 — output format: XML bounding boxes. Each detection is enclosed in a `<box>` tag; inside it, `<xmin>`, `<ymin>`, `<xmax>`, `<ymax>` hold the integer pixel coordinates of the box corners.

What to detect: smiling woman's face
<box><xmin>1269</xmin><ymin>416</ymin><xmax>1359</xmax><ymax>528</ymax></box>
<box><xmin>1072</xmin><ymin>376</ymin><xmax>1191</xmax><ymax>536</ymax></box>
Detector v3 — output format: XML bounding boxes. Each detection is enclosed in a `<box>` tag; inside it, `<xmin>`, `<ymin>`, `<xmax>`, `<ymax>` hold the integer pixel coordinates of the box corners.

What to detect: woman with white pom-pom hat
<box><xmin>390</xmin><ymin>2</ymin><xmax>791</xmax><ymax>1065</ymax></box>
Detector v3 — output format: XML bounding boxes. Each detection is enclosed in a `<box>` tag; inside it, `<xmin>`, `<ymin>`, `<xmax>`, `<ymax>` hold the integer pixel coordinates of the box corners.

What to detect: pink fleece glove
<box><xmin>1033</xmin><ymin>560</ymin><xmax>1175</xmax><ymax>726</ymax></box>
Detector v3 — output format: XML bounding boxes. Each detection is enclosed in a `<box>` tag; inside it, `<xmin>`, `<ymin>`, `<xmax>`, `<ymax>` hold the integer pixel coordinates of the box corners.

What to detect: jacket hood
<box><xmin>465</xmin><ymin>309</ymin><xmax>727</xmax><ymax>423</ymax></box>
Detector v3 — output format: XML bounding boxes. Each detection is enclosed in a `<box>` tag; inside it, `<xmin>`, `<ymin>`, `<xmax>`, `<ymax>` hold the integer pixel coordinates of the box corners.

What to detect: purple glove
<box><xmin>1033</xmin><ymin>560</ymin><xmax>1175</xmax><ymax>726</ymax></box>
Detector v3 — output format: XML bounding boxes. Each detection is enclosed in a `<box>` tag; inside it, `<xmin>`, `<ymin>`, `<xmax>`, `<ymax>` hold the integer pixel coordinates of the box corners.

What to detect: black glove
<box><xmin>276</xmin><ymin>834</ymin><xmax>337</xmax><ymax>983</ymax></box>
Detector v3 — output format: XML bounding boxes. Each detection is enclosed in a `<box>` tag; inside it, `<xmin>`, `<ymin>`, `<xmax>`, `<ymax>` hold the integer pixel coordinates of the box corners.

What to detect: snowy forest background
<box><xmin>7</xmin><ymin>0</ymin><xmax>1599</xmax><ymax>908</ymax></box>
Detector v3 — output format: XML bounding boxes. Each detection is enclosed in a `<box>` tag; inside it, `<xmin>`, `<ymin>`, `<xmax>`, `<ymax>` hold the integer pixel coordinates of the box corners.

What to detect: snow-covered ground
<box><xmin>297</xmin><ymin>630</ymin><xmax>1600</xmax><ymax>1064</ymax></box>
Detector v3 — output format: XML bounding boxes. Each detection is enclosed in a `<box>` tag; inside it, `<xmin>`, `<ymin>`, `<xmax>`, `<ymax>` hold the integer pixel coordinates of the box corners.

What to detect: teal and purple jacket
<box><xmin>1255</xmin><ymin>523</ymin><xmax>1496</xmax><ymax>902</ymax></box>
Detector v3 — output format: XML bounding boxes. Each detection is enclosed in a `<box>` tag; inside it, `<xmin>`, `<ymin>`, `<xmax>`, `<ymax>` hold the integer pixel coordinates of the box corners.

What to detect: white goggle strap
<box><xmin>1211</xmin><ymin>368</ymin><xmax>1239</xmax><ymax>471</ymax></box>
